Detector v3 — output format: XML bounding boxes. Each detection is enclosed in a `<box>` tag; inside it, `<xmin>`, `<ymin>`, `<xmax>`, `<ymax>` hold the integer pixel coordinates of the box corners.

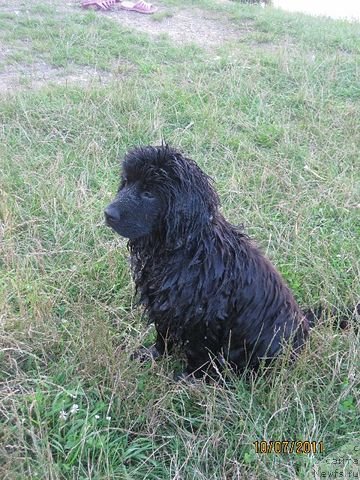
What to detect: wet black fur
<box><xmin>105</xmin><ymin>145</ymin><xmax>309</xmax><ymax>378</ymax></box>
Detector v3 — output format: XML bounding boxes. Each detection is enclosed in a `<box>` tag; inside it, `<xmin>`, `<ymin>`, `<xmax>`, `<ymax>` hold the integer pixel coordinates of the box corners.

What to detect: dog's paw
<box><xmin>131</xmin><ymin>344</ymin><xmax>162</xmax><ymax>363</ymax></box>
<box><xmin>173</xmin><ymin>370</ymin><xmax>198</xmax><ymax>383</ymax></box>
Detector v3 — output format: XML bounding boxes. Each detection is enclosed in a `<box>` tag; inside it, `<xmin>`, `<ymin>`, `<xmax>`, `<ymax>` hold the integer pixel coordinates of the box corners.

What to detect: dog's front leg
<box><xmin>174</xmin><ymin>343</ymin><xmax>213</xmax><ymax>380</ymax></box>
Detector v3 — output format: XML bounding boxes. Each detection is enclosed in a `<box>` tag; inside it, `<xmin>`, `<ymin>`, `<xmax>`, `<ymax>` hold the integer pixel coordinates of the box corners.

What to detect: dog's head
<box><xmin>105</xmin><ymin>145</ymin><xmax>219</xmax><ymax>245</ymax></box>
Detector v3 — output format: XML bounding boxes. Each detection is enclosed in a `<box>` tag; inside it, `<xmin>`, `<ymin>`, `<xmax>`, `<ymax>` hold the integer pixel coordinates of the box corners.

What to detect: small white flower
<box><xmin>95</xmin><ymin>414</ymin><xmax>100</xmax><ymax>419</ymax></box>
<box><xmin>106</xmin><ymin>416</ymin><xmax>111</xmax><ymax>421</ymax></box>
<box><xmin>70</xmin><ymin>404</ymin><xmax>79</xmax><ymax>415</ymax></box>
<box><xmin>59</xmin><ymin>410</ymin><xmax>68</xmax><ymax>421</ymax></box>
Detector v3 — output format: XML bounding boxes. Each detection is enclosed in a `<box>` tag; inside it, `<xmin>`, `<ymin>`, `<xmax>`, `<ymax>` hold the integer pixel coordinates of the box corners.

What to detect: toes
<box><xmin>131</xmin><ymin>345</ymin><xmax>162</xmax><ymax>362</ymax></box>
<box><xmin>173</xmin><ymin>370</ymin><xmax>197</xmax><ymax>383</ymax></box>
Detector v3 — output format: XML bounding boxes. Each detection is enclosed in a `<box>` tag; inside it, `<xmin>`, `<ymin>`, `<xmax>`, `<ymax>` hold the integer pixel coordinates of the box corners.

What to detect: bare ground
<box><xmin>0</xmin><ymin>62</ymin><xmax>115</xmax><ymax>93</ymax></box>
<box><xmin>105</xmin><ymin>4</ymin><xmax>248</xmax><ymax>47</ymax></box>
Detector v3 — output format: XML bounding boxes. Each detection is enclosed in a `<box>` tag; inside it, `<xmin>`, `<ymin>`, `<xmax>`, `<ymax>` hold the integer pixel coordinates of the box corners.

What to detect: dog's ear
<box><xmin>162</xmin><ymin>154</ymin><xmax>219</xmax><ymax>247</ymax></box>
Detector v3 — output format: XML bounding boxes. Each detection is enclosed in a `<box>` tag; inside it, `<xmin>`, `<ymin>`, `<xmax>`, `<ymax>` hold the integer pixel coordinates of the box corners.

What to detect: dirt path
<box><xmin>0</xmin><ymin>0</ymin><xmax>252</xmax><ymax>93</ymax></box>
<box><xmin>106</xmin><ymin>4</ymin><xmax>245</xmax><ymax>48</ymax></box>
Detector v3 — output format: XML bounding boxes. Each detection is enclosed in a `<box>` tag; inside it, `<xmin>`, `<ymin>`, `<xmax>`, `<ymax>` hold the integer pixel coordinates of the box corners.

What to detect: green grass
<box><xmin>0</xmin><ymin>1</ymin><xmax>359</xmax><ymax>479</ymax></box>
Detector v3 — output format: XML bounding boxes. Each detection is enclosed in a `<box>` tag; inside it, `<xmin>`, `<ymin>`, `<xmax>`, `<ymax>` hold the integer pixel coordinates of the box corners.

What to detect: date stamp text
<box><xmin>254</xmin><ymin>440</ymin><xmax>324</xmax><ymax>454</ymax></box>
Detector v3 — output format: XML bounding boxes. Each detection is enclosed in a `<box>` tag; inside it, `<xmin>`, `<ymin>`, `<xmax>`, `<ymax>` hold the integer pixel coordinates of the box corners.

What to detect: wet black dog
<box><xmin>105</xmin><ymin>145</ymin><xmax>309</xmax><ymax>379</ymax></box>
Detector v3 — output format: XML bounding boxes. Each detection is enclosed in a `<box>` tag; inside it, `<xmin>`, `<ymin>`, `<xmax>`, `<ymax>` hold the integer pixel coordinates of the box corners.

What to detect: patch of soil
<box><xmin>106</xmin><ymin>5</ymin><xmax>250</xmax><ymax>48</ymax></box>
<box><xmin>0</xmin><ymin>61</ymin><xmax>113</xmax><ymax>93</ymax></box>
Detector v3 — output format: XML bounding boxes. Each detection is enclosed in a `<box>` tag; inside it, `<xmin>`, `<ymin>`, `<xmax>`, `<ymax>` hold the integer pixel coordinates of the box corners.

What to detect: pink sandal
<box><xmin>120</xmin><ymin>1</ymin><xmax>158</xmax><ymax>14</ymax></box>
<box><xmin>81</xmin><ymin>0</ymin><xmax>119</xmax><ymax>10</ymax></box>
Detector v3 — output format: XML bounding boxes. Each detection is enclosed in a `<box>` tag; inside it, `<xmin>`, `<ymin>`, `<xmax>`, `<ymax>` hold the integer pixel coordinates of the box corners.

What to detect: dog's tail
<box><xmin>303</xmin><ymin>302</ymin><xmax>359</xmax><ymax>331</ymax></box>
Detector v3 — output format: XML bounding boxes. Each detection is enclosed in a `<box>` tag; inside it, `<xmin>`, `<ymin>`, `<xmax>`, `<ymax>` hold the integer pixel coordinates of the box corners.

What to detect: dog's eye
<box><xmin>119</xmin><ymin>178</ymin><xmax>128</xmax><ymax>190</ymax></box>
<box><xmin>141</xmin><ymin>191</ymin><xmax>155</xmax><ymax>200</ymax></box>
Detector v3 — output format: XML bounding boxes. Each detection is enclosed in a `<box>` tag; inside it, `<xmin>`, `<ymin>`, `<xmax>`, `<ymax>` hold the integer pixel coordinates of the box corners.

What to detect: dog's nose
<box><xmin>104</xmin><ymin>205</ymin><xmax>120</xmax><ymax>223</ymax></box>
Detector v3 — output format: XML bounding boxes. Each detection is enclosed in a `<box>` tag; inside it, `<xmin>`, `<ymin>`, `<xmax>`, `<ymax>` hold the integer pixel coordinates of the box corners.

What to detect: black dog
<box><xmin>105</xmin><ymin>145</ymin><xmax>309</xmax><ymax>378</ymax></box>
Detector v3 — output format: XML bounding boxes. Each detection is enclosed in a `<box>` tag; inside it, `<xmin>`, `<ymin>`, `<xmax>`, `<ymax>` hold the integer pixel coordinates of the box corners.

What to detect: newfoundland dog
<box><xmin>105</xmin><ymin>145</ymin><xmax>309</xmax><ymax>379</ymax></box>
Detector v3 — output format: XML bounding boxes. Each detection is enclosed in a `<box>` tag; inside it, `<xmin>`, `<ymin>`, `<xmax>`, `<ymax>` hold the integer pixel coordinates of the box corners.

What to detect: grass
<box><xmin>0</xmin><ymin>1</ymin><xmax>359</xmax><ymax>479</ymax></box>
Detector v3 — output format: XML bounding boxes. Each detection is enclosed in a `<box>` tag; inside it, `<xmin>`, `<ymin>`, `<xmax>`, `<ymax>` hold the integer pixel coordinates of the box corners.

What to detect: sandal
<box><xmin>81</xmin><ymin>0</ymin><xmax>119</xmax><ymax>10</ymax></box>
<box><xmin>120</xmin><ymin>1</ymin><xmax>158</xmax><ymax>14</ymax></box>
